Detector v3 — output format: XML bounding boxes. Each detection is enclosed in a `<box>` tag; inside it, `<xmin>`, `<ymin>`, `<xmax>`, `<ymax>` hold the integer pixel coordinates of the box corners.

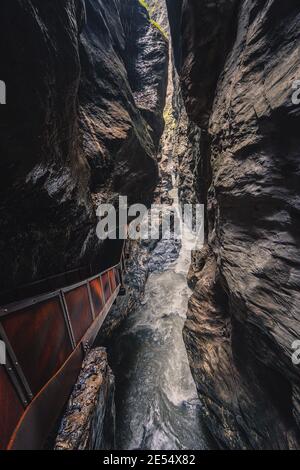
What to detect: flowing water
<box><xmin>109</xmin><ymin>180</ymin><xmax>214</xmax><ymax>450</ymax></box>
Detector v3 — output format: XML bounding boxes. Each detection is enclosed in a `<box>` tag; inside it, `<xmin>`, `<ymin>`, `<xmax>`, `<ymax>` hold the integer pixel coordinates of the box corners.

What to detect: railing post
<box><xmin>59</xmin><ymin>292</ymin><xmax>76</xmax><ymax>349</ymax></box>
<box><xmin>0</xmin><ymin>324</ymin><xmax>33</xmax><ymax>407</ymax></box>
<box><xmin>118</xmin><ymin>242</ymin><xmax>127</xmax><ymax>296</ymax></box>
<box><xmin>86</xmin><ymin>281</ymin><xmax>96</xmax><ymax>320</ymax></box>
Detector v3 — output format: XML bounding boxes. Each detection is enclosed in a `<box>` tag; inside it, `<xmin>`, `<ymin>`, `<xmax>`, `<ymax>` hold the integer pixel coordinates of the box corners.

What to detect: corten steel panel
<box><xmin>0</xmin><ymin>367</ymin><xmax>24</xmax><ymax>450</ymax></box>
<box><xmin>1</xmin><ymin>298</ymin><xmax>73</xmax><ymax>396</ymax></box>
<box><xmin>64</xmin><ymin>285</ymin><xmax>93</xmax><ymax>344</ymax></box>
<box><xmin>8</xmin><ymin>287</ymin><xmax>120</xmax><ymax>450</ymax></box>
<box><xmin>109</xmin><ymin>269</ymin><xmax>117</xmax><ymax>293</ymax></box>
<box><xmin>89</xmin><ymin>278</ymin><xmax>104</xmax><ymax>317</ymax></box>
<box><xmin>8</xmin><ymin>346</ymin><xmax>83</xmax><ymax>450</ymax></box>
<box><xmin>101</xmin><ymin>272</ymin><xmax>111</xmax><ymax>303</ymax></box>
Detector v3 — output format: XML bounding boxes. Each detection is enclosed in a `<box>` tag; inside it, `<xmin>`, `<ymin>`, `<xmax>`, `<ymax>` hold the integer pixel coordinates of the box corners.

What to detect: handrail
<box><xmin>0</xmin><ymin>240</ymin><xmax>126</xmax><ymax>317</ymax></box>
<box><xmin>0</xmin><ymin>239</ymin><xmax>126</xmax><ymax>306</ymax></box>
<box><xmin>0</xmin><ymin>261</ymin><xmax>121</xmax><ymax>318</ymax></box>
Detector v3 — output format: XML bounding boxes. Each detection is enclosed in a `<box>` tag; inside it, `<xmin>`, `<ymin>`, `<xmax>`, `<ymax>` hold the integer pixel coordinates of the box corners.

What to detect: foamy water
<box><xmin>109</xmin><ymin>181</ymin><xmax>213</xmax><ymax>450</ymax></box>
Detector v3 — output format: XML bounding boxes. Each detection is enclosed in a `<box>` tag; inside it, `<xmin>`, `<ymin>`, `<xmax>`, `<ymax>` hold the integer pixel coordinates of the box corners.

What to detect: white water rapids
<box><xmin>109</xmin><ymin>179</ymin><xmax>214</xmax><ymax>450</ymax></box>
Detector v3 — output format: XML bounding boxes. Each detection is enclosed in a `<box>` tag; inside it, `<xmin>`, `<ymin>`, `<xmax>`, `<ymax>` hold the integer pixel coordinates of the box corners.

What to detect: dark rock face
<box><xmin>172</xmin><ymin>91</ymin><xmax>201</xmax><ymax>207</ymax></box>
<box><xmin>80</xmin><ymin>0</ymin><xmax>168</xmax><ymax>201</ymax></box>
<box><xmin>168</xmin><ymin>0</ymin><xmax>300</xmax><ymax>449</ymax></box>
<box><xmin>0</xmin><ymin>0</ymin><xmax>168</xmax><ymax>294</ymax></box>
<box><xmin>165</xmin><ymin>0</ymin><xmax>182</xmax><ymax>71</ymax></box>
<box><xmin>180</xmin><ymin>0</ymin><xmax>239</xmax><ymax>128</ymax></box>
<box><xmin>0</xmin><ymin>0</ymin><xmax>94</xmax><ymax>293</ymax></box>
<box><xmin>121</xmin><ymin>0</ymin><xmax>169</xmax><ymax>151</ymax></box>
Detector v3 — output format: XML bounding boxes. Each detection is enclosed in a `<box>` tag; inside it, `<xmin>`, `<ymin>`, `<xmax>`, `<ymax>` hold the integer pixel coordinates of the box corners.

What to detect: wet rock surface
<box><xmin>55</xmin><ymin>348</ymin><xmax>115</xmax><ymax>450</ymax></box>
<box><xmin>97</xmin><ymin>241</ymin><xmax>150</xmax><ymax>341</ymax></box>
<box><xmin>167</xmin><ymin>0</ymin><xmax>300</xmax><ymax>449</ymax></box>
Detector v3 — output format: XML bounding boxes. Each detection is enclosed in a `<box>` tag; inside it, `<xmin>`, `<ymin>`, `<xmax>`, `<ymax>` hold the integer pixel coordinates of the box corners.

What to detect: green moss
<box><xmin>150</xmin><ymin>19</ymin><xmax>168</xmax><ymax>41</ymax></box>
<box><xmin>138</xmin><ymin>0</ymin><xmax>150</xmax><ymax>12</ymax></box>
<box><xmin>138</xmin><ymin>0</ymin><xmax>168</xmax><ymax>41</ymax></box>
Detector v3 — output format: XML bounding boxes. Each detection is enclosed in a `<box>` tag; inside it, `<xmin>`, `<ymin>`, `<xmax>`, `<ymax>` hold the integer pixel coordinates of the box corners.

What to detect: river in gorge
<box><xmin>105</xmin><ymin>10</ymin><xmax>216</xmax><ymax>446</ymax></box>
<box><xmin>107</xmin><ymin>179</ymin><xmax>216</xmax><ymax>450</ymax></box>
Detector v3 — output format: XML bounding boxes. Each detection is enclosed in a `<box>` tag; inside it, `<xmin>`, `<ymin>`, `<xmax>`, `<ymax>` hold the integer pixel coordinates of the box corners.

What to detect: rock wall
<box><xmin>172</xmin><ymin>90</ymin><xmax>201</xmax><ymax>208</ymax></box>
<box><xmin>0</xmin><ymin>0</ymin><xmax>168</xmax><ymax>294</ymax></box>
<box><xmin>0</xmin><ymin>0</ymin><xmax>92</xmax><ymax>294</ymax></box>
<box><xmin>167</xmin><ymin>0</ymin><xmax>300</xmax><ymax>449</ymax></box>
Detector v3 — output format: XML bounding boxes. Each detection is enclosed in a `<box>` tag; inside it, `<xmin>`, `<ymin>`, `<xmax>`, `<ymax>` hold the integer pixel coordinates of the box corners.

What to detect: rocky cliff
<box><xmin>167</xmin><ymin>0</ymin><xmax>300</xmax><ymax>449</ymax></box>
<box><xmin>0</xmin><ymin>0</ymin><xmax>168</xmax><ymax>295</ymax></box>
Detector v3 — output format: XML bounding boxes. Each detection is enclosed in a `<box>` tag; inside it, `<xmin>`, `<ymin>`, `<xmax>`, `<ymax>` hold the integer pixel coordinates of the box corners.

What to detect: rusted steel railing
<box><xmin>0</xmin><ymin>245</ymin><xmax>126</xmax><ymax>450</ymax></box>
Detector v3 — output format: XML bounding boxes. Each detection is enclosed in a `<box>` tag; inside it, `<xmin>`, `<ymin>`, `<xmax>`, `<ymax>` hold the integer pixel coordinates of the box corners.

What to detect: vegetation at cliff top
<box><xmin>138</xmin><ymin>0</ymin><xmax>168</xmax><ymax>41</ymax></box>
<box><xmin>138</xmin><ymin>0</ymin><xmax>150</xmax><ymax>10</ymax></box>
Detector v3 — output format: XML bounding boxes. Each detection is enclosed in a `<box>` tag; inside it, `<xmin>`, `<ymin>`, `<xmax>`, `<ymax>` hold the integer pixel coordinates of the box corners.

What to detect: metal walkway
<box><xmin>0</xmin><ymin>249</ymin><xmax>126</xmax><ymax>450</ymax></box>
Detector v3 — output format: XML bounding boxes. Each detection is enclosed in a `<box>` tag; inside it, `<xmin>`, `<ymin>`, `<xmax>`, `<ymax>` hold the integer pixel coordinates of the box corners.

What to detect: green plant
<box><xmin>150</xmin><ymin>19</ymin><xmax>168</xmax><ymax>41</ymax></box>
<box><xmin>138</xmin><ymin>0</ymin><xmax>150</xmax><ymax>12</ymax></box>
<box><xmin>138</xmin><ymin>0</ymin><xmax>168</xmax><ymax>41</ymax></box>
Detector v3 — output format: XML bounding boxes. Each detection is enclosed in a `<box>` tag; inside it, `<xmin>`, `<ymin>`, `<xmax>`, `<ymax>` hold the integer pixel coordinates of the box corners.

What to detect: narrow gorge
<box><xmin>0</xmin><ymin>0</ymin><xmax>300</xmax><ymax>452</ymax></box>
